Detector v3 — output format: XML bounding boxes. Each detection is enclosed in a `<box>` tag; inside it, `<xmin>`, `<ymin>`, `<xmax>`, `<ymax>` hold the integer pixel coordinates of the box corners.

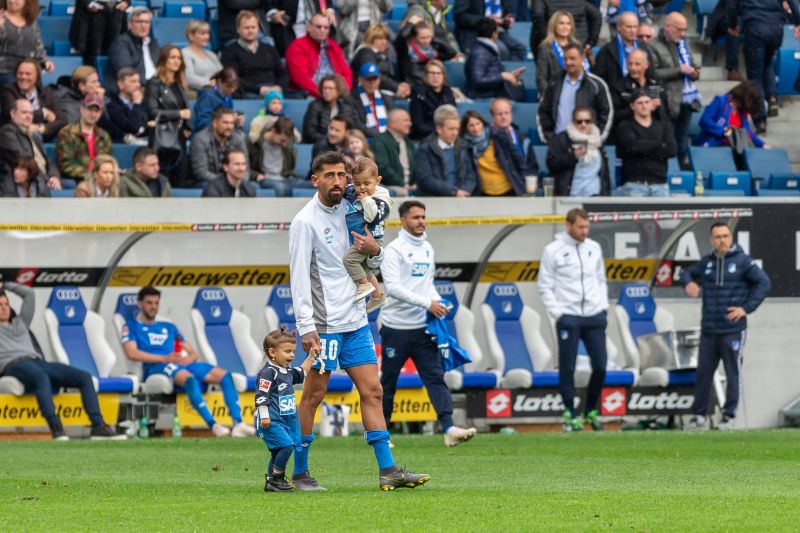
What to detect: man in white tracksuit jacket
<box><xmin>538</xmin><ymin>207</ymin><xmax>609</xmax><ymax>432</ymax></box>
<box><xmin>289</xmin><ymin>151</ymin><xmax>429</xmax><ymax>492</ymax></box>
<box><xmin>379</xmin><ymin>200</ymin><xmax>477</xmax><ymax>447</ymax></box>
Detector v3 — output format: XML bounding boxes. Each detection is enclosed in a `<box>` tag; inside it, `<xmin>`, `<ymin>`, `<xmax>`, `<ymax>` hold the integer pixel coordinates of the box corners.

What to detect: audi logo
<box><xmin>493</xmin><ymin>285</ymin><xmax>518</xmax><ymax>297</ymax></box>
<box><xmin>122</xmin><ymin>294</ymin><xmax>138</xmax><ymax>305</ymax></box>
<box><xmin>276</xmin><ymin>287</ymin><xmax>292</xmax><ymax>299</ymax></box>
<box><xmin>624</xmin><ymin>286</ymin><xmax>650</xmax><ymax>298</ymax></box>
<box><xmin>201</xmin><ymin>289</ymin><xmax>226</xmax><ymax>301</ymax></box>
<box><xmin>56</xmin><ymin>288</ymin><xmax>81</xmax><ymax>301</ymax></box>
<box><xmin>435</xmin><ymin>282</ymin><xmax>454</xmax><ymax>295</ymax></box>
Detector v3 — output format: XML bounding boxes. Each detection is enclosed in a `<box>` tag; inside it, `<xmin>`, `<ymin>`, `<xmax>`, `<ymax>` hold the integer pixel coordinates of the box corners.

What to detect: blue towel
<box><xmin>425</xmin><ymin>299</ymin><xmax>472</xmax><ymax>372</ymax></box>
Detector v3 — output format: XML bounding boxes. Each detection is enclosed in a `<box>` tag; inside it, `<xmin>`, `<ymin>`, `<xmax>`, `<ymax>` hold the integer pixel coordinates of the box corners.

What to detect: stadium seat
<box><xmin>163</xmin><ymin>0</ymin><xmax>206</xmax><ymax>19</ymax></box>
<box><xmin>95</xmin><ymin>56</ymin><xmax>109</xmax><ymax>85</ymax></box>
<box><xmin>744</xmin><ymin>147</ymin><xmax>800</xmax><ymax>194</ymax></box>
<box><xmin>480</xmin><ymin>282</ymin><xmax>554</xmax><ymax>388</ymax></box>
<box><xmin>387</xmin><ymin>4</ymin><xmax>406</xmax><ymax>20</ymax></box>
<box><xmin>504</xmin><ymin>62</ymin><xmax>537</xmax><ymax>101</ymax></box>
<box><xmin>613</xmin><ymin>283</ymin><xmax>692</xmax><ymax>387</ymax></box>
<box><xmin>112</xmin><ymin>292</ymin><xmax>175</xmax><ymax>394</ymax></box>
<box><xmin>38</xmin><ymin>16</ymin><xmax>74</xmax><ymax>56</ymax></box>
<box><xmin>434</xmin><ymin>281</ymin><xmax>500</xmax><ymax>391</ymax></box>
<box><xmin>171</xmin><ymin>188</ymin><xmax>204</xmax><ymax>197</ymax></box>
<box><xmin>692</xmin><ymin>0</ymin><xmax>718</xmax><ymax>34</ymax></box>
<box><xmin>152</xmin><ymin>17</ymin><xmax>190</xmax><ymax>48</ymax></box>
<box><xmin>42</xmin><ymin>56</ymin><xmax>83</xmax><ymax>87</ymax></box>
<box><xmin>775</xmin><ymin>49</ymin><xmax>800</xmax><ymax>95</ymax></box>
<box><xmin>256</xmin><ymin>188</ymin><xmax>277</xmax><ymax>197</ymax></box>
<box><xmin>291</xmin><ymin>188</ymin><xmax>316</xmax><ymax>197</ymax></box>
<box><xmin>43</xmin><ymin>286</ymin><xmax>138</xmax><ymax>393</ymax></box>
<box><xmin>232</xmin><ymin>99</ymin><xmax>263</xmax><ymax>132</ymax></box>
<box><xmin>456</xmin><ymin>101</ymin><xmax>491</xmax><ymax>122</ymax></box>
<box><xmin>506</xmin><ymin>22</ymin><xmax>532</xmax><ymax>55</ymax></box>
<box><xmin>283</xmin><ymin>99</ymin><xmax>310</xmax><ymax>133</ymax></box>
<box><xmin>533</xmin><ymin>145</ymin><xmax>548</xmax><ymax>177</ymax></box>
<box><xmin>709</xmin><ymin>171</ymin><xmax>751</xmax><ymax>195</ymax></box>
<box><xmin>51</xmin><ymin>189</ymin><xmax>75</xmax><ymax>198</ymax></box>
<box><xmin>294</xmin><ymin>144</ymin><xmax>313</xmax><ymax>177</ymax></box>
<box><xmin>190</xmin><ymin>287</ymin><xmax>263</xmax><ymax>391</ymax></box>
<box><xmin>689</xmin><ymin>146</ymin><xmax>739</xmax><ymax>177</ymax></box>
<box><xmin>112</xmin><ymin>144</ymin><xmax>139</xmax><ymax>170</ymax></box>
<box><xmin>445</xmin><ymin>61</ymin><xmax>467</xmax><ymax>90</ymax></box>
<box><xmin>263</xmin><ymin>284</ymin><xmax>353</xmax><ymax>392</ymax></box>
<box><xmin>49</xmin><ymin>0</ymin><xmax>75</xmax><ymax>16</ymax></box>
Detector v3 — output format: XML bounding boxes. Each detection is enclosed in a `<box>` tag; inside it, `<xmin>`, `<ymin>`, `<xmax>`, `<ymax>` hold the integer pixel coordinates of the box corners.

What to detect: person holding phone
<box><xmin>545</xmin><ymin>107</ymin><xmax>610</xmax><ymax>196</ymax></box>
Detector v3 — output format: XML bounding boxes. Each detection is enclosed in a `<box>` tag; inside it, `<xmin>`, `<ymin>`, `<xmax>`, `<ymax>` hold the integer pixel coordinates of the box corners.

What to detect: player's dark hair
<box><xmin>311</xmin><ymin>150</ymin><xmax>346</xmax><ymax>175</ymax></box>
<box><xmin>710</xmin><ymin>221</ymin><xmax>730</xmax><ymax>233</ymax></box>
<box><xmin>566</xmin><ymin>207</ymin><xmax>589</xmax><ymax>224</ymax></box>
<box><xmin>137</xmin><ymin>286</ymin><xmax>161</xmax><ymax>301</ymax></box>
<box><xmin>399</xmin><ymin>200</ymin><xmax>425</xmax><ymax>218</ymax></box>
<box><xmin>263</xmin><ymin>327</ymin><xmax>296</xmax><ymax>356</ymax></box>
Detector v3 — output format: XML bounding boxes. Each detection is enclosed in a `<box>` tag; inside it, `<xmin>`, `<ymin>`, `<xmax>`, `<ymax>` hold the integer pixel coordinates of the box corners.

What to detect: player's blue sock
<box><xmin>273</xmin><ymin>446</ymin><xmax>293</xmax><ymax>473</ymax></box>
<box><xmin>183</xmin><ymin>376</ymin><xmax>215</xmax><ymax>428</ymax></box>
<box><xmin>220</xmin><ymin>373</ymin><xmax>242</xmax><ymax>424</ymax></box>
<box><xmin>293</xmin><ymin>433</ymin><xmax>315</xmax><ymax>475</ymax></box>
<box><xmin>364</xmin><ymin>430</ymin><xmax>395</xmax><ymax>470</ymax></box>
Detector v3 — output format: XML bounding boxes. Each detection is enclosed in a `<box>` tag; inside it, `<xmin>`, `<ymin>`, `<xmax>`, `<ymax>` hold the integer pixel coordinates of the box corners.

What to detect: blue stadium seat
<box><xmin>232</xmin><ymin>99</ymin><xmax>263</xmax><ymax>131</ymax></box>
<box><xmin>605</xmin><ymin>145</ymin><xmax>619</xmax><ymax>189</ymax></box>
<box><xmin>692</xmin><ymin>0</ymin><xmax>718</xmax><ymax>34</ymax></box>
<box><xmin>263</xmin><ymin>284</ymin><xmax>353</xmax><ymax>392</ymax></box>
<box><xmin>668</xmin><ymin>158</ymin><xmax>695</xmax><ymax>195</ymax></box>
<box><xmin>533</xmin><ymin>145</ymin><xmax>548</xmax><ymax>176</ymax></box>
<box><xmin>43</xmin><ymin>286</ymin><xmax>137</xmax><ymax>393</ymax></box>
<box><xmin>283</xmin><ymin>99</ymin><xmax>310</xmax><ymax>132</ymax></box>
<box><xmin>51</xmin><ymin>189</ymin><xmax>75</xmax><ymax>198</ymax></box>
<box><xmin>504</xmin><ymin>61</ymin><xmax>537</xmax><ymax>98</ymax></box>
<box><xmin>190</xmin><ymin>287</ymin><xmax>264</xmax><ymax>391</ymax></box>
<box><xmin>38</xmin><ymin>17</ymin><xmax>73</xmax><ymax>56</ymax></box>
<box><xmin>163</xmin><ymin>0</ymin><xmax>206</xmax><ymax>19</ymax></box>
<box><xmin>255</xmin><ymin>188</ymin><xmax>277</xmax><ymax>197</ymax></box>
<box><xmin>152</xmin><ymin>17</ymin><xmax>190</xmax><ymax>48</ymax></box>
<box><xmin>512</xmin><ymin>102</ymin><xmax>538</xmax><ymax>138</ymax></box>
<box><xmin>613</xmin><ymin>283</ymin><xmax>694</xmax><ymax>386</ymax></box>
<box><xmin>709</xmin><ymin>171</ymin><xmax>751</xmax><ymax>195</ymax></box>
<box><xmin>95</xmin><ymin>56</ymin><xmax>109</xmax><ymax>85</ymax></box>
<box><xmin>387</xmin><ymin>4</ymin><xmax>406</xmax><ymax>20</ymax></box>
<box><xmin>776</xmin><ymin>48</ymin><xmax>800</xmax><ymax>95</ymax></box>
<box><xmin>506</xmin><ymin>22</ymin><xmax>532</xmax><ymax>55</ymax></box>
<box><xmin>171</xmin><ymin>188</ymin><xmax>204</xmax><ymax>197</ymax></box>
<box><xmin>456</xmin><ymin>101</ymin><xmax>491</xmax><ymax>121</ymax></box>
<box><xmin>434</xmin><ymin>280</ymin><xmax>500</xmax><ymax>390</ymax></box>
<box><xmin>783</xmin><ymin>25</ymin><xmax>800</xmax><ymax>49</ymax></box>
<box><xmin>689</xmin><ymin>146</ymin><xmax>738</xmax><ymax>178</ymax></box>
<box><xmin>703</xmin><ymin>188</ymin><xmax>746</xmax><ymax>196</ymax></box>
<box><xmin>111</xmin><ymin>144</ymin><xmax>139</xmax><ymax>170</ymax></box>
<box><xmin>480</xmin><ymin>283</ymin><xmax>556</xmax><ymax>388</ymax></box>
<box><xmin>743</xmin><ymin>147</ymin><xmax>799</xmax><ymax>192</ymax></box>
<box><xmin>291</xmin><ymin>188</ymin><xmax>316</xmax><ymax>197</ymax></box>
<box><xmin>756</xmin><ymin>188</ymin><xmax>800</xmax><ymax>196</ymax></box>
<box><xmin>49</xmin><ymin>0</ymin><xmax>75</xmax><ymax>16</ymax></box>
<box><xmin>42</xmin><ymin>56</ymin><xmax>83</xmax><ymax>87</ymax></box>
<box><xmin>294</xmin><ymin>143</ymin><xmax>313</xmax><ymax>177</ymax></box>
<box><xmin>445</xmin><ymin>61</ymin><xmax>466</xmax><ymax>90</ymax></box>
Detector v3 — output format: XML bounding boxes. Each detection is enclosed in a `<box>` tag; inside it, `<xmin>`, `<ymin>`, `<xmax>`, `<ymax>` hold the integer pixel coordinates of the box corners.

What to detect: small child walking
<box><xmin>255</xmin><ymin>328</ymin><xmax>317</xmax><ymax>492</ymax></box>
<box><xmin>342</xmin><ymin>157</ymin><xmax>392</xmax><ymax>312</ymax></box>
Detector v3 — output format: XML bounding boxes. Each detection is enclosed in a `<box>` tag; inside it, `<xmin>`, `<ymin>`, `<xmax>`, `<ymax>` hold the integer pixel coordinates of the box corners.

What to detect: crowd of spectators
<box><xmin>0</xmin><ymin>0</ymin><xmax>797</xmax><ymax>198</ymax></box>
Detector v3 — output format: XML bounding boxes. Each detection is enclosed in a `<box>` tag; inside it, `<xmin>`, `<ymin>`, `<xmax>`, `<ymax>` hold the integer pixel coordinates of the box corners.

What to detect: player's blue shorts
<box><xmin>144</xmin><ymin>361</ymin><xmax>215</xmax><ymax>382</ymax></box>
<box><xmin>313</xmin><ymin>324</ymin><xmax>376</xmax><ymax>372</ymax></box>
<box><xmin>258</xmin><ymin>418</ymin><xmax>301</xmax><ymax>451</ymax></box>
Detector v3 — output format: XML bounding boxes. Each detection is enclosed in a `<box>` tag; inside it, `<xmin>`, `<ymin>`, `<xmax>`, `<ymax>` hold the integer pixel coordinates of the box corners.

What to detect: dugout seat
<box><xmin>190</xmin><ymin>287</ymin><xmax>262</xmax><ymax>391</ymax></box>
<box><xmin>112</xmin><ymin>292</ymin><xmax>174</xmax><ymax>394</ymax></box>
<box><xmin>43</xmin><ymin>286</ymin><xmax>138</xmax><ymax>393</ymax></box>
<box><xmin>264</xmin><ymin>285</ymin><xmax>353</xmax><ymax>392</ymax></box>
<box><xmin>613</xmin><ymin>283</ymin><xmax>693</xmax><ymax>386</ymax></box>
<box><xmin>434</xmin><ymin>281</ymin><xmax>500</xmax><ymax>390</ymax></box>
<box><xmin>480</xmin><ymin>283</ymin><xmax>555</xmax><ymax>388</ymax></box>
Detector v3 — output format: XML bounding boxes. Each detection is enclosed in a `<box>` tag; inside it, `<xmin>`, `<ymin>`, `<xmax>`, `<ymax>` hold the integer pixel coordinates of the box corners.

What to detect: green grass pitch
<box><xmin>1</xmin><ymin>430</ymin><xmax>799</xmax><ymax>532</ymax></box>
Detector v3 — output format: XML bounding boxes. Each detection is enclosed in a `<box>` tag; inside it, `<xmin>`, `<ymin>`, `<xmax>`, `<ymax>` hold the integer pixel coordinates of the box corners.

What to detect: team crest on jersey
<box><xmin>731</xmin><ymin>340</ymin><xmax>740</xmax><ymax>351</ymax></box>
<box><xmin>385</xmin><ymin>347</ymin><xmax>396</xmax><ymax>359</ymax></box>
<box><xmin>560</xmin><ymin>330</ymin><xmax>569</xmax><ymax>340</ymax></box>
<box><xmin>279</xmin><ymin>394</ymin><xmax>297</xmax><ymax>415</ymax></box>
<box><xmin>323</xmin><ymin>227</ymin><xmax>333</xmax><ymax>244</ymax></box>
<box><xmin>258</xmin><ymin>378</ymin><xmax>272</xmax><ymax>392</ymax></box>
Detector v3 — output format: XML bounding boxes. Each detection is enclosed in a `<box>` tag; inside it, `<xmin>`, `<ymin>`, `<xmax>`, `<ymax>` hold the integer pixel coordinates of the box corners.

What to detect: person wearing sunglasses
<box><xmin>546</xmin><ymin>106</ymin><xmax>610</xmax><ymax>196</ymax></box>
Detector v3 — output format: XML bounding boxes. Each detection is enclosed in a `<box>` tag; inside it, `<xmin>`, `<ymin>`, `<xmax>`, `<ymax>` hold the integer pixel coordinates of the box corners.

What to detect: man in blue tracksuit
<box><xmin>680</xmin><ymin>222</ymin><xmax>771</xmax><ymax>430</ymax></box>
<box><xmin>728</xmin><ymin>0</ymin><xmax>800</xmax><ymax>131</ymax></box>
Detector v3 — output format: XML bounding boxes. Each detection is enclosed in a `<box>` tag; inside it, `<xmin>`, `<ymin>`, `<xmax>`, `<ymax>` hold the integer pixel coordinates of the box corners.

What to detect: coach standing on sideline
<box><xmin>681</xmin><ymin>222</ymin><xmax>770</xmax><ymax>430</ymax></box>
<box><xmin>379</xmin><ymin>200</ymin><xmax>477</xmax><ymax>447</ymax></box>
<box><xmin>538</xmin><ymin>208</ymin><xmax>609</xmax><ymax>433</ymax></box>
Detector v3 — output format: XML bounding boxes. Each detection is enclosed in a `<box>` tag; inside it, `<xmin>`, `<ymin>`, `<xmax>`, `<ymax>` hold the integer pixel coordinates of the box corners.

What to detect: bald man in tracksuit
<box><xmin>681</xmin><ymin>221</ymin><xmax>770</xmax><ymax>430</ymax></box>
<box><xmin>379</xmin><ymin>200</ymin><xmax>477</xmax><ymax>447</ymax></box>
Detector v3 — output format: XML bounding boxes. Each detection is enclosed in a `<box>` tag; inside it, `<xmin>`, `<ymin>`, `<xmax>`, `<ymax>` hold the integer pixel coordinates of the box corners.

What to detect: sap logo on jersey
<box><xmin>122</xmin><ymin>294</ymin><xmax>138</xmax><ymax>306</ymax></box>
<box><xmin>625</xmin><ymin>286</ymin><xmax>650</xmax><ymax>298</ymax></box>
<box><xmin>56</xmin><ymin>288</ymin><xmax>81</xmax><ymax>301</ymax></box>
<box><xmin>411</xmin><ymin>262</ymin><xmax>430</xmax><ymax>277</ymax></box>
<box><xmin>201</xmin><ymin>289</ymin><xmax>226</xmax><ymax>301</ymax></box>
<box><xmin>147</xmin><ymin>329</ymin><xmax>169</xmax><ymax>346</ymax></box>
<box><xmin>279</xmin><ymin>394</ymin><xmax>297</xmax><ymax>415</ymax></box>
<box><xmin>493</xmin><ymin>285</ymin><xmax>517</xmax><ymax>297</ymax></box>
<box><xmin>486</xmin><ymin>389</ymin><xmax>511</xmax><ymax>417</ymax></box>
<box><xmin>276</xmin><ymin>287</ymin><xmax>292</xmax><ymax>299</ymax></box>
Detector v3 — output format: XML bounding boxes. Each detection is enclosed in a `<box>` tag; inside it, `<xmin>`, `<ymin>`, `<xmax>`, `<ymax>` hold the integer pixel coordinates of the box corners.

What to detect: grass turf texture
<box><xmin>1</xmin><ymin>430</ymin><xmax>799</xmax><ymax>531</ymax></box>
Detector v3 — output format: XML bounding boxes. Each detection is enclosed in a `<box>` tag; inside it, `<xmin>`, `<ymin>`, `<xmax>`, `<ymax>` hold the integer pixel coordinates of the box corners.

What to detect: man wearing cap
<box><xmin>348</xmin><ymin>63</ymin><xmax>395</xmax><ymax>139</ymax></box>
<box><xmin>55</xmin><ymin>93</ymin><xmax>114</xmax><ymax>183</ymax></box>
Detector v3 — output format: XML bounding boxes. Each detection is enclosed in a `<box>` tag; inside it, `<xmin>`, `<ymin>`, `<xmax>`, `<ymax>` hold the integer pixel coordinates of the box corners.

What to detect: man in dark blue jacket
<box><xmin>681</xmin><ymin>222</ymin><xmax>771</xmax><ymax>430</ymax></box>
<box><xmin>414</xmin><ymin>104</ymin><xmax>477</xmax><ymax>196</ymax></box>
<box><xmin>728</xmin><ymin>0</ymin><xmax>800</xmax><ymax>132</ymax></box>
<box><xmin>465</xmin><ymin>19</ymin><xmax>526</xmax><ymax>101</ymax></box>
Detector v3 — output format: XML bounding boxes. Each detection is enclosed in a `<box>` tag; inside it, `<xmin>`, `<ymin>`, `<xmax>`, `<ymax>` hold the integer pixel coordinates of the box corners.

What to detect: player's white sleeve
<box><xmin>595</xmin><ymin>244</ymin><xmax>609</xmax><ymax>310</ymax></box>
<box><xmin>289</xmin><ymin>218</ymin><xmax>316</xmax><ymax>336</ymax></box>
<box><xmin>538</xmin><ymin>245</ymin><xmax>560</xmax><ymax>319</ymax></box>
<box><xmin>382</xmin><ymin>245</ymin><xmax>431</xmax><ymax>308</ymax></box>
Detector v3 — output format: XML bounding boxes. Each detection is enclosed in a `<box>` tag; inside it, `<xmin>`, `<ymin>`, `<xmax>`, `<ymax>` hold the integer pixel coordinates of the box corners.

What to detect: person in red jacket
<box><xmin>286</xmin><ymin>13</ymin><xmax>352</xmax><ymax>99</ymax></box>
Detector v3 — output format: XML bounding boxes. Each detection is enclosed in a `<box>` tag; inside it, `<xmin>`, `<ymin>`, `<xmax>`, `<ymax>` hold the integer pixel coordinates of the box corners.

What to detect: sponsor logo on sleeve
<box><xmin>258</xmin><ymin>379</ymin><xmax>272</xmax><ymax>392</ymax></box>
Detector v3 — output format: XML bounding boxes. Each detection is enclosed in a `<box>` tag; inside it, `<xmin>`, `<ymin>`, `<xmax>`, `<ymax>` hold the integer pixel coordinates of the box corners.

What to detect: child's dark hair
<box><xmin>262</xmin><ymin>327</ymin><xmax>297</xmax><ymax>357</ymax></box>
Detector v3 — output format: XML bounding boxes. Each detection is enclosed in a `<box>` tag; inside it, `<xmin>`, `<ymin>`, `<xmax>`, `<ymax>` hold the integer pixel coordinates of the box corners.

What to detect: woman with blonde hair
<box><xmin>75</xmin><ymin>155</ymin><xmax>121</xmax><ymax>198</ymax></box>
<box><xmin>182</xmin><ymin>19</ymin><xmax>223</xmax><ymax>92</ymax></box>
<box><xmin>350</xmin><ymin>22</ymin><xmax>409</xmax><ymax>98</ymax></box>
<box><xmin>536</xmin><ymin>11</ymin><xmax>590</xmax><ymax>95</ymax></box>
<box><xmin>144</xmin><ymin>45</ymin><xmax>192</xmax><ymax>186</ymax></box>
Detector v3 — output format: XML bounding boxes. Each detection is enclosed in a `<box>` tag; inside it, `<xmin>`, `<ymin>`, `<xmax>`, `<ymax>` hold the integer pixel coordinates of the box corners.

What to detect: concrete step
<box><xmin>696</xmin><ymin>80</ymin><xmax>739</xmax><ymax>104</ymax></box>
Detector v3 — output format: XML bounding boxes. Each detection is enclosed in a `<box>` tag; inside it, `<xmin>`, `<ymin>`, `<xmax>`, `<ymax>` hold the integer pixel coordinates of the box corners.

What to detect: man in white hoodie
<box><xmin>289</xmin><ymin>151</ymin><xmax>429</xmax><ymax>492</ymax></box>
<box><xmin>538</xmin><ymin>207</ymin><xmax>609</xmax><ymax>432</ymax></box>
<box><xmin>379</xmin><ymin>200</ymin><xmax>477</xmax><ymax>447</ymax></box>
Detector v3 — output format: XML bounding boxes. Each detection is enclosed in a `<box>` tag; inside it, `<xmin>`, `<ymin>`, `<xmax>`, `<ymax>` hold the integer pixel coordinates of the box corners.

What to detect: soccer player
<box><xmin>289</xmin><ymin>150</ymin><xmax>429</xmax><ymax>491</ymax></box>
<box><xmin>681</xmin><ymin>222</ymin><xmax>771</xmax><ymax>430</ymax></box>
<box><xmin>255</xmin><ymin>329</ymin><xmax>317</xmax><ymax>492</ymax></box>
<box><xmin>121</xmin><ymin>286</ymin><xmax>255</xmax><ymax>438</ymax></box>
